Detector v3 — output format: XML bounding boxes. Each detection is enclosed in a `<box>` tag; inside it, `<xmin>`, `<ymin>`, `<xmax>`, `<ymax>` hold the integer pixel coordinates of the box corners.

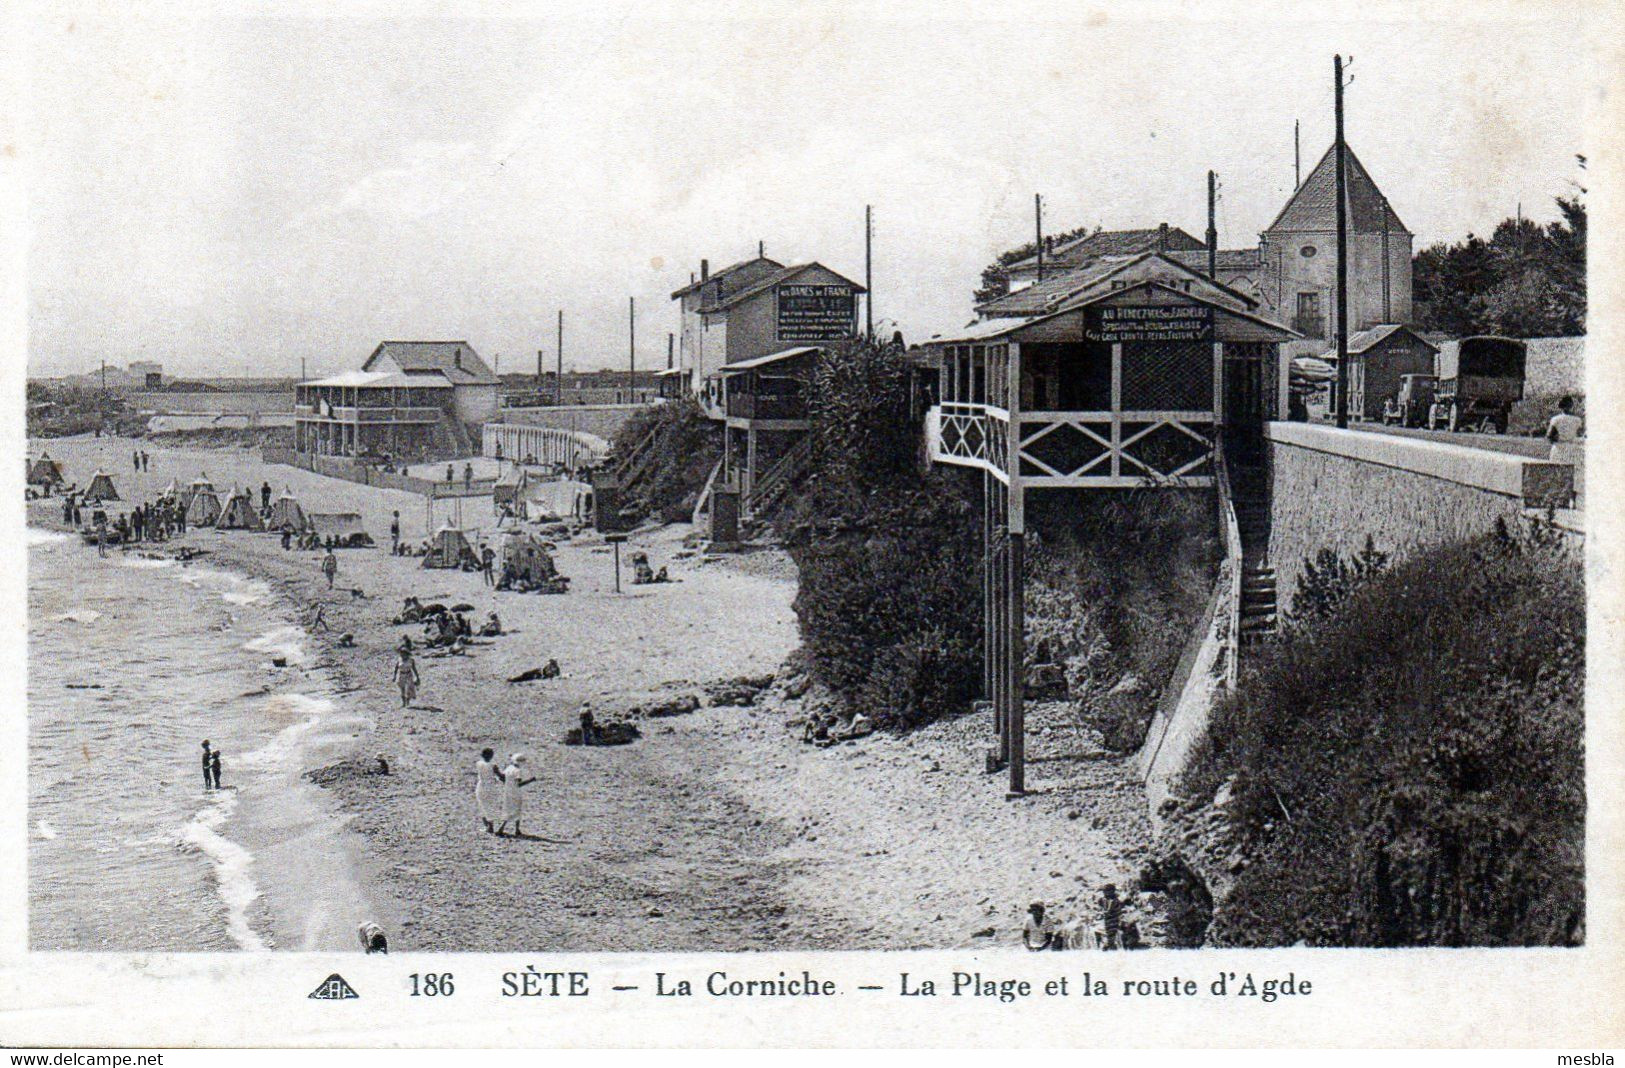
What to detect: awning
<box><xmin>719</xmin><ymin>346</ymin><xmax>821</xmax><ymax>373</ymax></box>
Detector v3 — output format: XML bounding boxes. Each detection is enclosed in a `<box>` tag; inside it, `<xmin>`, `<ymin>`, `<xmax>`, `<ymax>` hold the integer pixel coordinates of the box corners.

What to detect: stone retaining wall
<box><xmin>1266</xmin><ymin>422</ymin><xmax>1575</xmax><ymax>611</ymax></box>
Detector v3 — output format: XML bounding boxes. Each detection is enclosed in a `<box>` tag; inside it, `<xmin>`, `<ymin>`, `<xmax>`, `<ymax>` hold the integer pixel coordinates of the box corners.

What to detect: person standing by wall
<box><xmin>1547</xmin><ymin>395</ymin><xmax>1584</xmax><ymax>463</ymax></box>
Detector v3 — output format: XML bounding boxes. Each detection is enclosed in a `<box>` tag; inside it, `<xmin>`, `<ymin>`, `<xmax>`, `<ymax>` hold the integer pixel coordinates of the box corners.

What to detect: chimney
<box><xmin>1158</xmin><ymin>222</ymin><xmax>1169</xmax><ymax>252</ymax></box>
<box><xmin>700</xmin><ymin>259</ymin><xmax>710</xmax><ymax>281</ymax></box>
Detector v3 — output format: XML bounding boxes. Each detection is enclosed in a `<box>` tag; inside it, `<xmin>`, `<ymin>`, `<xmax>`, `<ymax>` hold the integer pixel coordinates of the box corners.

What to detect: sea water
<box><xmin>28</xmin><ymin>527</ymin><xmax>372</xmax><ymax>950</ymax></box>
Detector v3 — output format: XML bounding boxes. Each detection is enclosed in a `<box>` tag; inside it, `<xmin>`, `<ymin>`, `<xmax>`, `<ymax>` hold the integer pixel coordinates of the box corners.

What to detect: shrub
<box><xmin>1180</xmin><ymin>526</ymin><xmax>1583</xmax><ymax>946</ymax></box>
<box><xmin>782</xmin><ymin>339</ymin><xmax>984</xmax><ymax>730</ymax></box>
<box><xmin>1024</xmin><ymin>489</ymin><xmax>1219</xmax><ymax>751</ymax></box>
<box><xmin>606</xmin><ymin>399</ymin><xmax>721</xmax><ymax>524</ymax></box>
<box><xmin>1285</xmin><ymin>534</ymin><xmax>1389</xmax><ymax>628</ymax></box>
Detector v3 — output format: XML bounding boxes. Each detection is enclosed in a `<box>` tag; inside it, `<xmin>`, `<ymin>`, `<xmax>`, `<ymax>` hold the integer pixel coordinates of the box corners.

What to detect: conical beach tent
<box><xmin>186</xmin><ymin>488</ymin><xmax>223</xmax><ymax>527</ymax></box>
<box><xmin>158</xmin><ymin>479</ymin><xmax>180</xmax><ymax>501</ymax></box>
<box><xmin>422</xmin><ymin>524</ymin><xmax>476</xmax><ymax>569</ymax></box>
<box><xmin>27</xmin><ymin>452</ymin><xmax>65</xmax><ymax>487</ymax></box>
<box><xmin>84</xmin><ymin>470</ymin><xmax>120</xmax><ymax>501</ymax></box>
<box><xmin>266</xmin><ymin>490</ymin><xmax>309</xmax><ymax>533</ymax></box>
<box><xmin>180</xmin><ymin>474</ymin><xmax>215</xmax><ymax>511</ymax></box>
<box><xmin>217</xmin><ymin>489</ymin><xmax>265</xmax><ymax>531</ymax></box>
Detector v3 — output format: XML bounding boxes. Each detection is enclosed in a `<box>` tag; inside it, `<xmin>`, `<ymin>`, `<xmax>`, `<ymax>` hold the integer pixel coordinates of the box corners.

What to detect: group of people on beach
<box><xmin>474</xmin><ymin>748</ymin><xmax>535</xmax><ymax>837</ymax></box>
<box><xmin>198</xmin><ymin>740</ymin><xmax>224</xmax><ymax>791</ymax></box>
<box><xmin>131</xmin><ymin>450</ymin><xmax>151</xmax><ymax>473</ymax></box>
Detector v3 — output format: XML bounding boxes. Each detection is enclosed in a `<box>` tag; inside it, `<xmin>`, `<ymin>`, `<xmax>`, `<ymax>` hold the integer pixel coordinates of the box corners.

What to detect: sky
<box><xmin>19</xmin><ymin>1</ymin><xmax>1594</xmax><ymax>378</ymax></box>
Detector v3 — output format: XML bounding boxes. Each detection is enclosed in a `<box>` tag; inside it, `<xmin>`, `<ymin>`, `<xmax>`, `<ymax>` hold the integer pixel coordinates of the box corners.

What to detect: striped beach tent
<box><xmin>27</xmin><ymin>452</ymin><xmax>65</xmax><ymax>487</ymax></box>
<box><xmin>180</xmin><ymin>474</ymin><xmax>215</xmax><ymax>511</ymax></box>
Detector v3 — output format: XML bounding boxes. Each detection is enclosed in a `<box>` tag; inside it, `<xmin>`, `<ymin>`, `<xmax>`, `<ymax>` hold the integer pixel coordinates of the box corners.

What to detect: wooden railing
<box><xmin>926</xmin><ymin>403</ymin><xmax>1214</xmax><ymax>488</ymax></box>
<box><xmin>726</xmin><ymin>392</ymin><xmax>807</xmax><ymax>421</ymax></box>
<box><xmin>1212</xmin><ymin>443</ymin><xmax>1243</xmax><ymax>689</ymax></box>
<box><xmin>746</xmin><ymin>436</ymin><xmax>814</xmax><ymax>519</ymax></box>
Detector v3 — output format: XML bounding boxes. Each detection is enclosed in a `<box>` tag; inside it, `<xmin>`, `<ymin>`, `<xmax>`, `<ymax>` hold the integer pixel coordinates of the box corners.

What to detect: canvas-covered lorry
<box><xmin>1433</xmin><ymin>336</ymin><xmax>1526</xmax><ymax>434</ymax></box>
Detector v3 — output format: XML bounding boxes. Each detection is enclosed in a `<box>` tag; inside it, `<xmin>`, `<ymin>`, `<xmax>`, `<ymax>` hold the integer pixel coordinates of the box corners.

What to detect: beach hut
<box><xmin>27</xmin><ymin>452</ymin><xmax>65</xmax><ymax>488</ymax></box>
<box><xmin>186</xmin><ymin>488</ymin><xmax>223</xmax><ymax>528</ymax></box>
<box><xmin>217</xmin><ymin>489</ymin><xmax>265</xmax><ymax>531</ymax></box>
<box><xmin>308</xmin><ymin>512</ymin><xmax>373</xmax><ymax>548</ymax></box>
<box><xmin>84</xmin><ymin>470</ymin><xmax>120</xmax><ymax>502</ymax></box>
<box><xmin>266</xmin><ymin>489</ymin><xmax>309</xmax><ymax>533</ymax></box>
<box><xmin>422</xmin><ymin>524</ymin><xmax>477</xmax><ymax>570</ymax></box>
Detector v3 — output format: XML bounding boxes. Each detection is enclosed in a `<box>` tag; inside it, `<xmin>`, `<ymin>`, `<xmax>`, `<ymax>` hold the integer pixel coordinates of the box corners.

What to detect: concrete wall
<box><xmin>1265</xmin><ymin>422</ymin><xmax>1574</xmax><ymax>608</ymax></box>
<box><xmin>453</xmin><ymin>383</ymin><xmax>500</xmax><ymax>424</ymax></box>
<box><xmin>134</xmin><ymin>390</ymin><xmax>294</xmax><ymax>414</ymax></box>
<box><xmin>498</xmin><ymin>403</ymin><xmax>646</xmax><ymax>443</ymax></box>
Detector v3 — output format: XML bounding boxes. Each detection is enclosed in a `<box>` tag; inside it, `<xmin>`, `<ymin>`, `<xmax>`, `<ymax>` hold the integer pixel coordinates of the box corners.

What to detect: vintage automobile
<box><xmin>1381</xmin><ymin>373</ymin><xmax>1439</xmax><ymax>428</ymax></box>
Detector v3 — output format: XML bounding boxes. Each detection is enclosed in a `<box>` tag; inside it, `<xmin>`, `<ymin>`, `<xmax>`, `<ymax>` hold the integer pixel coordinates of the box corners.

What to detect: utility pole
<box><xmin>864</xmin><ymin>205</ymin><xmax>874</xmax><ymax>341</ymax></box>
<box><xmin>1295</xmin><ymin>119</ymin><xmax>1302</xmax><ymax>190</ymax></box>
<box><xmin>1035</xmin><ymin>194</ymin><xmax>1045</xmax><ymax>282</ymax></box>
<box><xmin>1334</xmin><ymin>54</ymin><xmax>1350</xmax><ymax>430</ymax></box>
<box><xmin>1206</xmin><ymin>171</ymin><xmax>1219</xmax><ymax>279</ymax></box>
<box><xmin>667</xmin><ymin>332</ymin><xmax>674</xmax><ymax>370</ymax></box>
<box><xmin>556</xmin><ymin>310</ymin><xmax>564</xmax><ymax>406</ymax></box>
<box><xmin>628</xmin><ymin>296</ymin><xmax>636</xmax><ymax>402</ymax></box>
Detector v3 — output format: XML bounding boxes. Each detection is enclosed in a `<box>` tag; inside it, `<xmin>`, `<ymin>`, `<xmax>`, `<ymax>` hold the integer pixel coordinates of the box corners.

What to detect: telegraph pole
<box><xmin>1334</xmin><ymin>54</ymin><xmax>1350</xmax><ymax>430</ymax></box>
<box><xmin>864</xmin><ymin>205</ymin><xmax>874</xmax><ymax>341</ymax></box>
<box><xmin>556</xmin><ymin>310</ymin><xmax>564</xmax><ymax>406</ymax></box>
<box><xmin>1035</xmin><ymin>194</ymin><xmax>1045</xmax><ymax>282</ymax></box>
<box><xmin>628</xmin><ymin>296</ymin><xmax>636</xmax><ymax>402</ymax></box>
<box><xmin>1206</xmin><ymin>171</ymin><xmax>1219</xmax><ymax>279</ymax></box>
<box><xmin>1294</xmin><ymin>119</ymin><xmax>1302</xmax><ymax>190</ymax></box>
<box><xmin>667</xmin><ymin>332</ymin><xmax>674</xmax><ymax>370</ymax></box>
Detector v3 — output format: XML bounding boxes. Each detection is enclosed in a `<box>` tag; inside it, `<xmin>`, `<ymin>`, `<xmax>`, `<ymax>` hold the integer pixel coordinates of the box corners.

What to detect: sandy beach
<box><xmin>32</xmin><ymin>436</ymin><xmax>1155</xmax><ymax>951</ymax></box>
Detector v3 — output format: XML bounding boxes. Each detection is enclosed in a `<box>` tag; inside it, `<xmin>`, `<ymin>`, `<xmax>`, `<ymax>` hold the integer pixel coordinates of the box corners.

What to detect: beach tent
<box><xmin>27</xmin><ymin>452</ymin><xmax>65</xmax><ymax>487</ymax></box>
<box><xmin>493</xmin><ymin>464</ymin><xmax>529</xmax><ymax>515</ymax></box>
<box><xmin>217</xmin><ymin>489</ymin><xmax>265</xmax><ymax>531</ymax></box>
<box><xmin>84</xmin><ymin>470</ymin><xmax>120</xmax><ymax>502</ymax></box>
<box><xmin>308</xmin><ymin>512</ymin><xmax>373</xmax><ymax>548</ymax></box>
<box><xmin>180</xmin><ymin>474</ymin><xmax>215</xmax><ymax>511</ymax></box>
<box><xmin>422</xmin><ymin>524</ymin><xmax>477</xmax><ymax>569</ymax></box>
<box><xmin>498</xmin><ymin>530</ymin><xmax>567</xmax><ymax>591</ymax></box>
<box><xmin>158</xmin><ymin>478</ymin><xmax>180</xmax><ymax>501</ymax></box>
<box><xmin>266</xmin><ymin>490</ymin><xmax>309</xmax><ymax>533</ymax></box>
<box><xmin>186</xmin><ymin>488</ymin><xmax>223</xmax><ymax>527</ymax></box>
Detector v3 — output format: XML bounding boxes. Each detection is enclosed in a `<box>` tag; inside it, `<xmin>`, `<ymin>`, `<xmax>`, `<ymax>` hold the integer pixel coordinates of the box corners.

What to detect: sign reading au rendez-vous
<box><xmin>778</xmin><ymin>284</ymin><xmax>856</xmax><ymax>341</ymax></box>
<box><xmin>1085</xmin><ymin>304</ymin><xmax>1215</xmax><ymax>344</ymax></box>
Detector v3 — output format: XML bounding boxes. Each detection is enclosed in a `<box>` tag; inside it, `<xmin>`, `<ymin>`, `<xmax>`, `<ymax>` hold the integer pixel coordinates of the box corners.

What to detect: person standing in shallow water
<box><xmin>201</xmin><ymin>741</ymin><xmax>213</xmax><ymax>791</ymax></box>
<box><xmin>392</xmin><ymin>645</ymin><xmax>420</xmax><ymax>708</ymax></box>
<box><xmin>475</xmin><ymin>748</ymin><xmax>505</xmax><ymax>834</ymax></box>
<box><xmin>210</xmin><ymin>748</ymin><xmax>223</xmax><ymax>790</ymax></box>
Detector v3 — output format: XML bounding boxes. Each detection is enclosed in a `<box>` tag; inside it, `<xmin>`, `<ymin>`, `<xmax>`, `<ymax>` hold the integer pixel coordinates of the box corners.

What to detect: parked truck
<box><xmin>1381</xmin><ymin>373</ymin><xmax>1438</xmax><ymax>428</ymax></box>
<box><xmin>1432</xmin><ymin>336</ymin><xmax>1527</xmax><ymax>434</ymax></box>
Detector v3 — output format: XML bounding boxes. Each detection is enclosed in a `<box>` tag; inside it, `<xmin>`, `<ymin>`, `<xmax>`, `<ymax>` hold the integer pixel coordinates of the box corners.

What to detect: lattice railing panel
<box><xmin>1121</xmin><ymin>340</ymin><xmax>1213</xmax><ymax>412</ymax></box>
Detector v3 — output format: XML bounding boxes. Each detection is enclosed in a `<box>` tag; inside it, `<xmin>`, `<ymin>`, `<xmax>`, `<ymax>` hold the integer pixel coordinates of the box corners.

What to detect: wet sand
<box><xmin>32</xmin><ymin>436</ymin><xmax>1155</xmax><ymax>951</ymax></box>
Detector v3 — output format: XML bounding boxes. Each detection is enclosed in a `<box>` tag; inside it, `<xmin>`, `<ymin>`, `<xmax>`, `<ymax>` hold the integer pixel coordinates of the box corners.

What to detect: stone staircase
<box><xmin>1229</xmin><ymin>461</ymin><xmax>1278</xmax><ymax>645</ymax></box>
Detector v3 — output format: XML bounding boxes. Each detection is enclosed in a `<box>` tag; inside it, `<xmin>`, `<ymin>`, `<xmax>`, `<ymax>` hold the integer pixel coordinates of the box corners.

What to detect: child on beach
<box><xmin>496</xmin><ymin>753</ymin><xmax>535</xmax><ymax>837</ymax></box>
<box><xmin>392</xmin><ymin>646</ymin><xmax>421</xmax><ymax>708</ymax></box>
<box><xmin>321</xmin><ymin>549</ymin><xmax>338</xmax><ymax>589</ymax></box>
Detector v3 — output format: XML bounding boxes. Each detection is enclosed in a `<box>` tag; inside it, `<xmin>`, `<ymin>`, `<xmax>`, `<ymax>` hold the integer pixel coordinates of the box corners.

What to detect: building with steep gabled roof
<box><xmin>1261</xmin><ymin>144</ymin><xmax>1413</xmax><ymax>354</ymax></box>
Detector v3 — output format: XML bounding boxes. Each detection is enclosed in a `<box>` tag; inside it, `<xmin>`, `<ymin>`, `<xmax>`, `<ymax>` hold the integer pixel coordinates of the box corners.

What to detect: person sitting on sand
<box><xmin>475</xmin><ymin>747</ymin><xmax>505</xmax><ymax>834</ymax></box>
<box><xmin>479</xmin><ymin>612</ymin><xmax>502</xmax><ymax>637</ymax></box>
<box><xmin>392</xmin><ymin>645</ymin><xmax>420</xmax><ymax>708</ymax></box>
<box><xmin>496</xmin><ymin>752</ymin><xmax>536</xmax><ymax>837</ymax></box>
<box><xmin>1023</xmin><ymin>902</ymin><xmax>1055</xmax><ymax>951</ymax></box>
<box><xmin>357</xmin><ymin>920</ymin><xmax>388</xmax><ymax>954</ymax></box>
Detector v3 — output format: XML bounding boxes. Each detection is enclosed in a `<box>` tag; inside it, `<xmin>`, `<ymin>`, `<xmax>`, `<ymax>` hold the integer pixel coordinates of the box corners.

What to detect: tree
<box><xmin>973</xmin><ymin>225</ymin><xmax>1098</xmax><ymax>305</ymax></box>
<box><xmin>1413</xmin><ymin>193</ymin><xmax>1585</xmax><ymax>337</ymax></box>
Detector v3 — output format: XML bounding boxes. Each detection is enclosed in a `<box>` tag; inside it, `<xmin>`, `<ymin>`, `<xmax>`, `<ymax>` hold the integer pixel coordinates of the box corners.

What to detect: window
<box><xmin>1294</xmin><ymin>292</ymin><xmax>1325</xmax><ymax>338</ymax></box>
<box><xmin>1300</xmin><ymin>244</ymin><xmax>1318</xmax><ymax>258</ymax></box>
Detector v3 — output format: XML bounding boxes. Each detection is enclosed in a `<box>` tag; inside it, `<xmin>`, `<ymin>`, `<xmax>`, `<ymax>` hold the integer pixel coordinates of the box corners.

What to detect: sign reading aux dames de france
<box><xmin>777</xmin><ymin>283</ymin><xmax>856</xmax><ymax>342</ymax></box>
<box><xmin>1085</xmin><ymin>304</ymin><xmax>1215</xmax><ymax>343</ymax></box>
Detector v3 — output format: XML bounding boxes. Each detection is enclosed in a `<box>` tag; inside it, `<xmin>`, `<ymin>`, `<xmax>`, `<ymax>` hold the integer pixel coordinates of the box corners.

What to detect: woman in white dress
<box><xmin>497</xmin><ymin>752</ymin><xmax>536</xmax><ymax>837</ymax></box>
<box><xmin>474</xmin><ymin>748</ymin><xmax>504</xmax><ymax>834</ymax></box>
